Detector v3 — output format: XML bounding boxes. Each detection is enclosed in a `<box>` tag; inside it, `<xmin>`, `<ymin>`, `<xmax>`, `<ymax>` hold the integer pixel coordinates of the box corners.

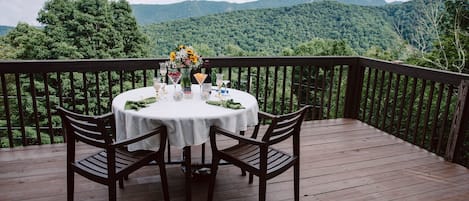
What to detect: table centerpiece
<box><xmin>166</xmin><ymin>45</ymin><xmax>203</xmax><ymax>97</ymax></box>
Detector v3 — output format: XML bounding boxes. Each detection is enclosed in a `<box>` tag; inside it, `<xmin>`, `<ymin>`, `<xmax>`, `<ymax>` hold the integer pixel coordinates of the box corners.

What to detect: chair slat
<box><xmin>208</xmin><ymin>106</ymin><xmax>310</xmax><ymax>201</ymax></box>
<box><xmin>57</xmin><ymin>107</ymin><xmax>170</xmax><ymax>201</ymax></box>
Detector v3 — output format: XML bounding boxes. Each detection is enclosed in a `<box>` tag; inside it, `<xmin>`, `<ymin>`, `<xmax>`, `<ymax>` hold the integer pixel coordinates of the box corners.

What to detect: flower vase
<box><xmin>180</xmin><ymin>68</ymin><xmax>192</xmax><ymax>96</ymax></box>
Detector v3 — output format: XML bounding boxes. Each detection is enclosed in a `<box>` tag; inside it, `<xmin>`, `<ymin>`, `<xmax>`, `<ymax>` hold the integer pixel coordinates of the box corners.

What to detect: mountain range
<box><xmin>1</xmin><ymin>0</ymin><xmax>417</xmax><ymax>59</ymax></box>
<box><xmin>143</xmin><ymin>1</ymin><xmax>414</xmax><ymax>56</ymax></box>
<box><xmin>131</xmin><ymin>0</ymin><xmax>392</xmax><ymax>25</ymax></box>
<box><xmin>0</xmin><ymin>26</ymin><xmax>13</xmax><ymax>35</ymax></box>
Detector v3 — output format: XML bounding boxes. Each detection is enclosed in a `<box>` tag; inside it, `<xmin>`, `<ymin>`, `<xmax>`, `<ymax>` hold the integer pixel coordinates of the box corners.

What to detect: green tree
<box><xmin>0</xmin><ymin>40</ymin><xmax>17</xmax><ymax>59</ymax></box>
<box><xmin>407</xmin><ymin>0</ymin><xmax>468</xmax><ymax>73</ymax></box>
<box><xmin>37</xmin><ymin>0</ymin><xmax>149</xmax><ymax>59</ymax></box>
<box><xmin>439</xmin><ymin>0</ymin><xmax>468</xmax><ymax>73</ymax></box>
<box><xmin>286</xmin><ymin>38</ymin><xmax>355</xmax><ymax>118</ymax></box>
<box><xmin>3</xmin><ymin>23</ymin><xmax>48</xmax><ymax>59</ymax></box>
<box><xmin>192</xmin><ymin>43</ymin><xmax>216</xmax><ymax>57</ymax></box>
<box><xmin>110</xmin><ymin>0</ymin><xmax>149</xmax><ymax>57</ymax></box>
<box><xmin>285</xmin><ymin>38</ymin><xmax>356</xmax><ymax>56</ymax></box>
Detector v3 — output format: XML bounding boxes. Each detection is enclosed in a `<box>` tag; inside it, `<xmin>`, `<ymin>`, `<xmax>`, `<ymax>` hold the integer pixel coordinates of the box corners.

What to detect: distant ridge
<box><xmin>0</xmin><ymin>26</ymin><xmax>13</xmax><ymax>36</ymax></box>
<box><xmin>131</xmin><ymin>0</ymin><xmax>388</xmax><ymax>25</ymax></box>
<box><xmin>143</xmin><ymin>1</ymin><xmax>401</xmax><ymax>56</ymax></box>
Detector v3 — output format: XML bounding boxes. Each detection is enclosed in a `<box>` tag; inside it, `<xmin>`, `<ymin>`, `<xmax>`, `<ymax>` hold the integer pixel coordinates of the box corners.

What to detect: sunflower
<box><xmin>186</xmin><ymin>48</ymin><xmax>194</xmax><ymax>55</ymax></box>
<box><xmin>189</xmin><ymin>55</ymin><xmax>198</xmax><ymax>63</ymax></box>
<box><xmin>170</xmin><ymin>52</ymin><xmax>176</xmax><ymax>61</ymax></box>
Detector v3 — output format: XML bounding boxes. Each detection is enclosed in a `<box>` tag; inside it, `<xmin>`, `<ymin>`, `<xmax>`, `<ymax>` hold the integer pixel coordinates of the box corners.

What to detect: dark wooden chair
<box><xmin>57</xmin><ymin>107</ymin><xmax>170</xmax><ymax>201</ymax></box>
<box><xmin>207</xmin><ymin>105</ymin><xmax>311</xmax><ymax>201</ymax></box>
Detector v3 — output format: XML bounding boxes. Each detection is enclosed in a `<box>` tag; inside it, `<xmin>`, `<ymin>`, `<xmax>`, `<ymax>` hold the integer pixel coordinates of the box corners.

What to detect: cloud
<box><xmin>0</xmin><ymin>0</ymin><xmax>47</xmax><ymax>26</ymax></box>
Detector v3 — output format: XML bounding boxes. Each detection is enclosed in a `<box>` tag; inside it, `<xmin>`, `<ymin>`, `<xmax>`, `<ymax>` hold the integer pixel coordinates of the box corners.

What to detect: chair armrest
<box><xmin>112</xmin><ymin>126</ymin><xmax>165</xmax><ymax>148</ymax></box>
<box><xmin>211</xmin><ymin>126</ymin><xmax>266</xmax><ymax>146</ymax></box>
<box><xmin>258</xmin><ymin>111</ymin><xmax>276</xmax><ymax>120</ymax></box>
<box><xmin>98</xmin><ymin>112</ymin><xmax>114</xmax><ymax>120</ymax></box>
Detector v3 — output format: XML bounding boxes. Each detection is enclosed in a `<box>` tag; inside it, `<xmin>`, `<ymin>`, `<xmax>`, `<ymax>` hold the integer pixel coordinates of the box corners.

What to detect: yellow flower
<box><xmin>170</xmin><ymin>52</ymin><xmax>176</xmax><ymax>61</ymax></box>
<box><xmin>179</xmin><ymin>45</ymin><xmax>185</xmax><ymax>50</ymax></box>
<box><xmin>190</xmin><ymin>55</ymin><xmax>198</xmax><ymax>63</ymax></box>
<box><xmin>186</xmin><ymin>48</ymin><xmax>194</xmax><ymax>55</ymax></box>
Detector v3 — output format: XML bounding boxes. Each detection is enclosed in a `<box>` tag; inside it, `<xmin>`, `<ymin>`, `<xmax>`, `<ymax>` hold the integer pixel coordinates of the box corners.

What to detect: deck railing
<box><xmin>0</xmin><ymin>57</ymin><xmax>468</xmax><ymax>167</ymax></box>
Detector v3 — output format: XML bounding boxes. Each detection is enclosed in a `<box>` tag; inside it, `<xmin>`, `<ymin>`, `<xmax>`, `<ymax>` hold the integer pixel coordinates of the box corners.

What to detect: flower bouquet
<box><xmin>166</xmin><ymin>45</ymin><xmax>203</xmax><ymax>95</ymax></box>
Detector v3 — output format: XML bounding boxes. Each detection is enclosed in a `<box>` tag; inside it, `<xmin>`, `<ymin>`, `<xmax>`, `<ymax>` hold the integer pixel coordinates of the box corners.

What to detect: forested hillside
<box><xmin>143</xmin><ymin>1</ymin><xmax>400</xmax><ymax>57</ymax></box>
<box><xmin>383</xmin><ymin>1</ymin><xmax>421</xmax><ymax>48</ymax></box>
<box><xmin>132</xmin><ymin>0</ymin><xmax>389</xmax><ymax>25</ymax></box>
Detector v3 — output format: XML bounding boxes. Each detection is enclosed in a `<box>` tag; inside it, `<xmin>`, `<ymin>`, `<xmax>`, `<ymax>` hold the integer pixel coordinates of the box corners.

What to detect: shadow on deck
<box><xmin>1</xmin><ymin>119</ymin><xmax>468</xmax><ymax>201</ymax></box>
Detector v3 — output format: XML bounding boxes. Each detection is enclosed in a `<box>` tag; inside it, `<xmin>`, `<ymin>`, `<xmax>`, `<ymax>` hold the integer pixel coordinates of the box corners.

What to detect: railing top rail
<box><xmin>0</xmin><ymin>56</ymin><xmax>358</xmax><ymax>73</ymax></box>
<box><xmin>203</xmin><ymin>56</ymin><xmax>358</xmax><ymax>67</ymax></box>
<box><xmin>0</xmin><ymin>58</ymin><xmax>167</xmax><ymax>73</ymax></box>
<box><xmin>359</xmin><ymin>57</ymin><xmax>469</xmax><ymax>86</ymax></box>
<box><xmin>1</xmin><ymin>56</ymin><xmax>468</xmax><ymax>86</ymax></box>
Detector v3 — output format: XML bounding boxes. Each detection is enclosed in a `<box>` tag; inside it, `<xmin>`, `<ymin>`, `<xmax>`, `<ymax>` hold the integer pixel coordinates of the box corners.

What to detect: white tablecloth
<box><xmin>112</xmin><ymin>85</ymin><xmax>259</xmax><ymax>150</ymax></box>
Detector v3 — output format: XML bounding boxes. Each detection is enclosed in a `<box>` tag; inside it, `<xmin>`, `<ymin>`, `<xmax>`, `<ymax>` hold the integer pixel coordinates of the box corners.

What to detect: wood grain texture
<box><xmin>1</xmin><ymin>119</ymin><xmax>468</xmax><ymax>201</ymax></box>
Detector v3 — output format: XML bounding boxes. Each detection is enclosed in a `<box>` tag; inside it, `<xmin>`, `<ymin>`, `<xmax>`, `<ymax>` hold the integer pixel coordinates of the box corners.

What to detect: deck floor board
<box><xmin>1</xmin><ymin>119</ymin><xmax>468</xmax><ymax>201</ymax></box>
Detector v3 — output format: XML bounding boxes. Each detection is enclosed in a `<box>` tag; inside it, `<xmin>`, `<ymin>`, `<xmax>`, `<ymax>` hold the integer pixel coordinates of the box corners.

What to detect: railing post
<box><xmin>343</xmin><ymin>58</ymin><xmax>365</xmax><ymax>119</ymax></box>
<box><xmin>445</xmin><ymin>80</ymin><xmax>469</xmax><ymax>162</ymax></box>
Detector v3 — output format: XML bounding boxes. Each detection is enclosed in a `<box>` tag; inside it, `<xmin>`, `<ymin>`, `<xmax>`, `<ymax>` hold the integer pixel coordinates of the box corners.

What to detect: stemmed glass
<box><xmin>222</xmin><ymin>80</ymin><xmax>230</xmax><ymax>96</ymax></box>
<box><xmin>159</xmin><ymin>62</ymin><xmax>168</xmax><ymax>94</ymax></box>
<box><xmin>168</xmin><ymin>70</ymin><xmax>181</xmax><ymax>91</ymax></box>
<box><xmin>216</xmin><ymin>73</ymin><xmax>224</xmax><ymax>97</ymax></box>
<box><xmin>193</xmin><ymin>73</ymin><xmax>208</xmax><ymax>91</ymax></box>
<box><xmin>153</xmin><ymin>77</ymin><xmax>162</xmax><ymax>99</ymax></box>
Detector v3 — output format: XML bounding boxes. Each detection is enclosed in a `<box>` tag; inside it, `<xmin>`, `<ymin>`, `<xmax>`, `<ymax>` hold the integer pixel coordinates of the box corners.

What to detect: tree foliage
<box><xmin>144</xmin><ymin>1</ymin><xmax>401</xmax><ymax>57</ymax></box>
<box><xmin>2</xmin><ymin>23</ymin><xmax>48</xmax><ymax>59</ymax></box>
<box><xmin>1</xmin><ymin>0</ymin><xmax>149</xmax><ymax>60</ymax></box>
<box><xmin>391</xmin><ymin>0</ymin><xmax>468</xmax><ymax>73</ymax></box>
<box><xmin>283</xmin><ymin>38</ymin><xmax>356</xmax><ymax>56</ymax></box>
<box><xmin>131</xmin><ymin>0</ymin><xmax>388</xmax><ymax>25</ymax></box>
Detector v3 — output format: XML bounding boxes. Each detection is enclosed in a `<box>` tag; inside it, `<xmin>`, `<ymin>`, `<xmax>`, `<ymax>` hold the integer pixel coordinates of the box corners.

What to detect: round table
<box><xmin>112</xmin><ymin>85</ymin><xmax>259</xmax><ymax>150</ymax></box>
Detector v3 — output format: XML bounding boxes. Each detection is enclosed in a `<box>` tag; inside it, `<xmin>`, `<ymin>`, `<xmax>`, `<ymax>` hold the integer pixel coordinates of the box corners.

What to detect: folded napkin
<box><xmin>206</xmin><ymin>99</ymin><xmax>245</xmax><ymax>109</ymax></box>
<box><xmin>125</xmin><ymin>97</ymin><xmax>156</xmax><ymax>110</ymax></box>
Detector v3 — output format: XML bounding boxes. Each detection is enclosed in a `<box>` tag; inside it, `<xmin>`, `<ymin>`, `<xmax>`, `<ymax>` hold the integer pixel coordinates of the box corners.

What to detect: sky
<box><xmin>0</xmin><ymin>0</ymin><xmax>409</xmax><ymax>26</ymax></box>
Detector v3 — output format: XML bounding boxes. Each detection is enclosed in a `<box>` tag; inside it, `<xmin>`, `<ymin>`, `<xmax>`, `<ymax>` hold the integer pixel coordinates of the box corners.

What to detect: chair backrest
<box><xmin>57</xmin><ymin>107</ymin><xmax>115</xmax><ymax>149</ymax></box>
<box><xmin>261</xmin><ymin>105</ymin><xmax>311</xmax><ymax>145</ymax></box>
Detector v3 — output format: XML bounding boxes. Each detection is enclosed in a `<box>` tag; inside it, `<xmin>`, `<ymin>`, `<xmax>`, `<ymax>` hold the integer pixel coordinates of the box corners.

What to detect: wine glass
<box><xmin>222</xmin><ymin>80</ymin><xmax>230</xmax><ymax>96</ymax></box>
<box><xmin>159</xmin><ymin>63</ymin><xmax>168</xmax><ymax>77</ymax></box>
<box><xmin>159</xmin><ymin>63</ymin><xmax>168</xmax><ymax>94</ymax></box>
<box><xmin>215</xmin><ymin>73</ymin><xmax>224</xmax><ymax>97</ymax></box>
<box><xmin>193</xmin><ymin>73</ymin><xmax>208</xmax><ymax>91</ymax></box>
<box><xmin>153</xmin><ymin>77</ymin><xmax>162</xmax><ymax>99</ymax></box>
<box><xmin>168</xmin><ymin>70</ymin><xmax>181</xmax><ymax>91</ymax></box>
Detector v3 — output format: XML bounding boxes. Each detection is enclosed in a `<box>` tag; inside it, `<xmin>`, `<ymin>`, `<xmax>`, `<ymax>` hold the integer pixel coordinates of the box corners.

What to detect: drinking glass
<box><xmin>222</xmin><ymin>80</ymin><xmax>230</xmax><ymax>96</ymax></box>
<box><xmin>201</xmin><ymin>83</ymin><xmax>212</xmax><ymax>100</ymax></box>
<box><xmin>215</xmin><ymin>73</ymin><xmax>224</xmax><ymax>97</ymax></box>
<box><xmin>159</xmin><ymin>63</ymin><xmax>168</xmax><ymax>94</ymax></box>
<box><xmin>153</xmin><ymin>77</ymin><xmax>162</xmax><ymax>99</ymax></box>
<box><xmin>159</xmin><ymin>63</ymin><xmax>168</xmax><ymax>77</ymax></box>
<box><xmin>168</xmin><ymin>69</ymin><xmax>181</xmax><ymax>91</ymax></box>
<box><xmin>193</xmin><ymin>73</ymin><xmax>208</xmax><ymax>91</ymax></box>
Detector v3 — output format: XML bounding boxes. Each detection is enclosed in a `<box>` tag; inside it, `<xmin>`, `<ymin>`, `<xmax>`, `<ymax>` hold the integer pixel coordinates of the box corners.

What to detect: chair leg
<box><xmin>207</xmin><ymin>157</ymin><xmax>220</xmax><ymax>201</ymax></box>
<box><xmin>183</xmin><ymin>147</ymin><xmax>192</xmax><ymax>201</ymax></box>
<box><xmin>67</xmin><ymin>170</ymin><xmax>74</xmax><ymax>201</ymax></box>
<box><xmin>158</xmin><ymin>157</ymin><xmax>170</xmax><ymax>201</ymax></box>
<box><xmin>249</xmin><ymin>173</ymin><xmax>254</xmax><ymax>184</ymax></box>
<box><xmin>259</xmin><ymin>177</ymin><xmax>267</xmax><ymax>201</ymax></box>
<box><xmin>109</xmin><ymin>181</ymin><xmax>116</xmax><ymax>201</ymax></box>
<box><xmin>241</xmin><ymin>169</ymin><xmax>246</xmax><ymax>176</ymax></box>
<box><xmin>119</xmin><ymin>178</ymin><xmax>124</xmax><ymax>189</ymax></box>
<box><xmin>294</xmin><ymin>162</ymin><xmax>299</xmax><ymax>201</ymax></box>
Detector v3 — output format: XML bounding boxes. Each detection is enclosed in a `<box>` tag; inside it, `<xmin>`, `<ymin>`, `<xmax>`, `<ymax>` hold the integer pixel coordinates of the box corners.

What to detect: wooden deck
<box><xmin>1</xmin><ymin>119</ymin><xmax>468</xmax><ymax>201</ymax></box>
